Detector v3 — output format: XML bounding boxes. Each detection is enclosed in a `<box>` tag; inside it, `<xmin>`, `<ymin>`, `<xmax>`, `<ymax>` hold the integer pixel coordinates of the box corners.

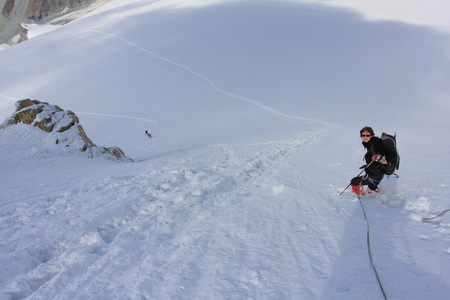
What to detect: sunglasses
<box><xmin>361</xmin><ymin>134</ymin><xmax>372</xmax><ymax>137</ymax></box>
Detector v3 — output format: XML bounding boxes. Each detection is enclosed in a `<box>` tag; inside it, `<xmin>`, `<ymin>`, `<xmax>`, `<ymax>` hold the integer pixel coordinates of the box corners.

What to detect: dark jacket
<box><xmin>362</xmin><ymin>136</ymin><xmax>396</xmax><ymax>176</ymax></box>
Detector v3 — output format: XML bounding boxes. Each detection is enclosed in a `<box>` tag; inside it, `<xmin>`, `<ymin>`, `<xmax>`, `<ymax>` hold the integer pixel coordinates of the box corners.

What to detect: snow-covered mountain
<box><xmin>1</xmin><ymin>0</ymin><xmax>450</xmax><ymax>299</ymax></box>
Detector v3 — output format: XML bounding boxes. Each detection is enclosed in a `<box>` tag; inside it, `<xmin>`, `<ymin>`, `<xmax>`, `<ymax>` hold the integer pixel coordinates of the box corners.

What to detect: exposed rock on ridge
<box><xmin>1</xmin><ymin>99</ymin><xmax>132</xmax><ymax>162</ymax></box>
<box><xmin>0</xmin><ymin>0</ymin><xmax>109</xmax><ymax>44</ymax></box>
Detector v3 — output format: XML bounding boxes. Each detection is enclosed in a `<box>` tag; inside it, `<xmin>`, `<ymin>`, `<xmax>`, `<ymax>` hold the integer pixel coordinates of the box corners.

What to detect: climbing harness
<box><xmin>339</xmin><ymin>161</ymin><xmax>374</xmax><ymax>196</ymax></box>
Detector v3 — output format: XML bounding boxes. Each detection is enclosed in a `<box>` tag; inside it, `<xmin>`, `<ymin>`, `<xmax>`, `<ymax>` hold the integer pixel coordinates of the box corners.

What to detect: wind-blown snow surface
<box><xmin>1</xmin><ymin>0</ymin><xmax>450</xmax><ymax>299</ymax></box>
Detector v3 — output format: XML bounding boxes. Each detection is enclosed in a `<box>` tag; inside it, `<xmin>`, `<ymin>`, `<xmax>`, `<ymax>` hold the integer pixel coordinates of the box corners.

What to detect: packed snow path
<box><xmin>0</xmin><ymin>127</ymin><xmax>338</xmax><ymax>299</ymax></box>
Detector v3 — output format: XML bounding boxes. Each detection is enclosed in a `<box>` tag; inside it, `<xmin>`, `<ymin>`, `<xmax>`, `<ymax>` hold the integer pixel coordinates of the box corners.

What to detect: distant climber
<box><xmin>145</xmin><ymin>130</ymin><xmax>153</xmax><ymax>139</ymax></box>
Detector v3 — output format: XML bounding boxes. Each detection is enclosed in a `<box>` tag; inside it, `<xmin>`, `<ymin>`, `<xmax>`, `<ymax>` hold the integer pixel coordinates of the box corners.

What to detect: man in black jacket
<box><xmin>351</xmin><ymin>126</ymin><xmax>396</xmax><ymax>195</ymax></box>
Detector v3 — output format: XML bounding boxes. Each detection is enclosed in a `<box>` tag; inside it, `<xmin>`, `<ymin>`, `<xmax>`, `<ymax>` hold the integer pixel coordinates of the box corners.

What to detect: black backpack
<box><xmin>380</xmin><ymin>132</ymin><xmax>400</xmax><ymax>175</ymax></box>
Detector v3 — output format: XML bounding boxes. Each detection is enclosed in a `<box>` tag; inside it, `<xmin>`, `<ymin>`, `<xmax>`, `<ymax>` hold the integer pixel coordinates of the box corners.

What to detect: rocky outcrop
<box><xmin>18</xmin><ymin>23</ymin><xmax>28</xmax><ymax>42</ymax></box>
<box><xmin>1</xmin><ymin>0</ymin><xmax>14</xmax><ymax>18</ymax></box>
<box><xmin>1</xmin><ymin>99</ymin><xmax>132</xmax><ymax>162</ymax></box>
<box><xmin>0</xmin><ymin>0</ymin><xmax>109</xmax><ymax>44</ymax></box>
<box><xmin>26</xmin><ymin>0</ymin><xmax>97</xmax><ymax>22</ymax></box>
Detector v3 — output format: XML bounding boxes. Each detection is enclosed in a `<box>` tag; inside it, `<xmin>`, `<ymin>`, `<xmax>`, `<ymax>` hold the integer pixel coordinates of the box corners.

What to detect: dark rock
<box><xmin>1</xmin><ymin>99</ymin><xmax>133</xmax><ymax>162</ymax></box>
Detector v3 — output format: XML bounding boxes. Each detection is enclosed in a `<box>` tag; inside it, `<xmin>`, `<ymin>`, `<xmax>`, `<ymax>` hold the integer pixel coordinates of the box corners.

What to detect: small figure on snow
<box><xmin>145</xmin><ymin>130</ymin><xmax>153</xmax><ymax>139</ymax></box>
<box><xmin>350</xmin><ymin>126</ymin><xmax>396</xmax><ymax>195</ymax></box>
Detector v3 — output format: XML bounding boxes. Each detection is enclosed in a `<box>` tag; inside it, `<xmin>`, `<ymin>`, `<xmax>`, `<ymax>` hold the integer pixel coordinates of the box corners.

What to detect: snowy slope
<box><xmin>1</xmin><ymin>0</ymin><xmax>450</xmax><ymax>299</ymax></box>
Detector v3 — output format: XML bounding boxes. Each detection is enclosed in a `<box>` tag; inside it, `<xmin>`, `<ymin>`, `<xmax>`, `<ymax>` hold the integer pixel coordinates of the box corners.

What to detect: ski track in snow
<box><xmin>0</xmin><ymin>93</ymin><xmax>17</xmax><ymax>101</ymax></box>
<box><xmin>87</xmin><ymin>29</ymin><xmax>330</xmax><ymax>126</ymax></box>
<box><xmin>82</xmin><ymin>35</ymin><xmax>217</xmax><ymax>94</ymax></box>
<box><xmin>77</xmin><ymin>112</ymin><xmax>157</xmax><ymax>124</ymax></box>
